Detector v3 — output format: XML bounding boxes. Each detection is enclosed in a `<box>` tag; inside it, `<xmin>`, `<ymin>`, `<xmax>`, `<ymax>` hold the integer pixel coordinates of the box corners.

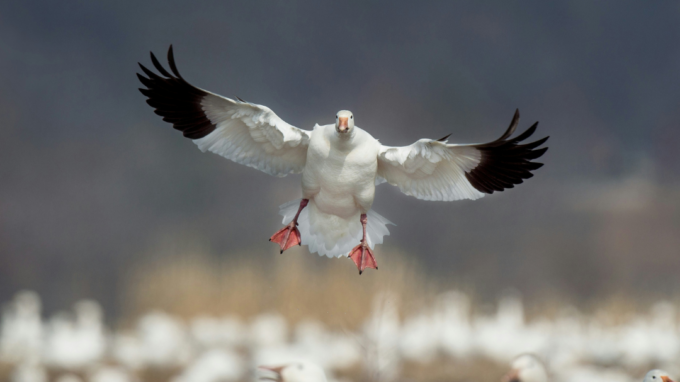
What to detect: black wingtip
<box><xmin>137</xmin><ymin>45</ymin><xmax>217</xmax><ymax>140</ymax></box>
<box><xmin>167</xmin><ymin>45</ymin><xmax>182</xmax><ymax>79</ymax></box>
<box><xmin>437</xmin><ymin>133</ymin><xmax>452</xmax><ymax>142</ymax></box>
<box><xmin>464</xmin><ymin>109</ymin><xmax>549</xmax><ymax>195</ymax></box>
<box><xmin>140</xmin><ymin>63</ymin><xmax>164</xmax><ymax>82</ymax></box>
<box><xmin>136</xmin><ymin>73</ymin><xmax>149</xmax><ymax>84</ymax></box>
<box><xmin>137</xmin><ymin>63</ymin><xmax>152</xmax><ymax>76</ymax></box>
<box><xmin>494</xmin><ymin>109</ymin><xmax>521</xmax><ymax>143</ymax></box>
<box><xmin>512</xmin><ymin>122</ymin><xmax>539</xmax><ymax>142</ymax></box>
<box><xmin>150</xmin><ymin>51</ymin><xmax>172</xmax><ymax>78</ymax></box>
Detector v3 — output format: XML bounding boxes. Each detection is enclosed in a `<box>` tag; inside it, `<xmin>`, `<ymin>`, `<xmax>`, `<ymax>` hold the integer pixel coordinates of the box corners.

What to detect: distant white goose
<box><xmin>0</xmin><ymin>291</ymin><xmax>43</xmax><ymax>363</ymax></box>
<box><xmin>173</xmin><ymin>348</ymin><xmax>244</xmax><ymax>382</ymax></box>
<box><xmin>502</xmin><ymin>354</ymin><xmax>549</xmax><ymax>382</ymax></box>
<box><xmin>643</xmin><ymin>370</ymin><xmax>676</xmax><ymax>382</ymax></box>
<box><xmin>138</xmin><ymin>46</ymin><xmax>549</xmax><ymax>273</ymax></box>
<box><xmin>259</xmin><ymin>361</ymin><xmax>327</xmax><ymax>382</ymax></box>
<box><xmin>43</xmin><ymin>300</ymin><xmax>106</xmax><ymax>370</ymax></box>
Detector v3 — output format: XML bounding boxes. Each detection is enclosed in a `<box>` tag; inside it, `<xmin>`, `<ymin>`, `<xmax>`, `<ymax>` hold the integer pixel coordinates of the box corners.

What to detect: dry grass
<box><xmin>399</xmin><ymin>357</ymin><xmax>509</xmax><ymax>382</ymax></box>
<box><xmin>329</xmin><ymin>356</ymin><xmax>508</xmax><ymax>382</ymax></box>
<box><xmin>120</xmin><ymin>244</ymin><xmax>661</xmax><ymax>328</ymax></box>
<box><xmin>122</xmin><ymin>246</ymin><xmax>443</xmax><ymax>330</ymax></box>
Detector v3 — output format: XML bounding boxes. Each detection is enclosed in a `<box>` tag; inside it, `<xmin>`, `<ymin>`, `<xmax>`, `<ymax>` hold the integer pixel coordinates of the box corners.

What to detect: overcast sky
<box><xmin>1</xmin><ymin>1</ymin><xmax>679</xmax><ymax>316</ymax></box>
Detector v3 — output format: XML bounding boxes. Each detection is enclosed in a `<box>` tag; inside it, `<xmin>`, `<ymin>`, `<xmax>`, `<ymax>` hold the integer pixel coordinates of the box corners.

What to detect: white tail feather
<box><xmin>279</xmin><ymin>199</ymin><xmax>395</xmax><ymax>258</ymax></box>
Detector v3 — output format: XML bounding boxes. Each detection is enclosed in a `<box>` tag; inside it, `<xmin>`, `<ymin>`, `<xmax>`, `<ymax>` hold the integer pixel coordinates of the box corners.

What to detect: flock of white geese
<box><xmin>1</xmin><ymin>290</ymin><xmax>677</xmax><ymax>382</ymax></box>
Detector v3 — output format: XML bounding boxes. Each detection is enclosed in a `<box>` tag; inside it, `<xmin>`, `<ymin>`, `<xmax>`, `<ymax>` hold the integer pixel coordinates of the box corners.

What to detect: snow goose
<box><xmin>138</xmin><ymin>46</ymin><xmax>549</xmax><ymax>273</ymax></box>
<box><xmin>172</xmin><ymin>348</ymin><xmax>244</xmax><ymax>382</ymax></box>
<box><xmin>43</xmin><ymin>300</ymin><xmax>106</xmax><ymax>369</ymax></box>
<box><xmin>0</xmin><ymin>291</ymin><xmax>43</xmax><ymax>363</ymax></box>
<box><xmin>259</xmin><ymin>361</ymin><xmax>327</xmax><ymax>382</ymax></box>
<box><xmin>436</xmin><ymin>291</ymin><xmax>474</xmax><ymax>359</ymax></box>
<box><xmin>136</xmin><ymin>311</ymin><xmax>192</xmax><ymax>368</ymax></box>
<box><xmin>502</xmin><ymin>354</ymin><xmax>548</xmax><ymax>382</ymax></box>
<box><xmin>643</xmin><ymin>370</ymin><xmax>676</xmax><ymax>382</ymax></box>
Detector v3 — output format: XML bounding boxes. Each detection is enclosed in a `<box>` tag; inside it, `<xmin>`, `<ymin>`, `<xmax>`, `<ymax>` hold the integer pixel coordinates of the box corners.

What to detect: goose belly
<box><xmin>303</xmin><ymin>148</ymin><xmax>377</xmax><ymax>218</ymax></box>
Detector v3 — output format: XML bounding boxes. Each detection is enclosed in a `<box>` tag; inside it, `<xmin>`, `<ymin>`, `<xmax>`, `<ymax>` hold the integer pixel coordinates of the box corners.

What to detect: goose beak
<box><xmin>259</xmin><ymin>365</ymin><xmax>285</xmax><ymax>382</ymax></box>
<box><xmin>662</xmin><ymin>377</ymin><xmax>676</xmax><ymax>382</ymax></box>
<box><xmin>501</xmin><ymin>368</ymin><xmax>520</xmax><ymax>382</ymax></box>
<box><xmin>338</xmin><ymin>117</ymin><xmax>348</xmax><ymax>133</ymax></box>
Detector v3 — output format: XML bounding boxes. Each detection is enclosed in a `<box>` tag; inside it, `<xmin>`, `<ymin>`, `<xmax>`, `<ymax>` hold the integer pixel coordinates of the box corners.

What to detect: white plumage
<box><xmin>278</xmin><ymin>199</ymin><xmax>393</xmax><ymax>258</ymax></box>
<box><xmin>643</xmin><ymin>370</ymin><xmax>676</xmax><ymax>382</ymax></box>
<box><xmin>378</xmin><ymin>140</ymin><xmax>484</xmax><ymax>201</ymax></box>
<box><xmin>172</xmin><ymin>348</ymin><xmax>244</xmax><ymax>382</ymax></box>
<box><xmin>42</xmin><ymin>300</ymin><xmax>106</xmax><ymax>370</ymax></box>
<box><xmin>138</xmin><ymin>46</ymin><xmax>548</xmax><ymax>273</ymax></box>
<box><xmin>502</xmin><ymin>354</ymin><xmax>549</xmax><ymax>382</ymax></box>
<box><xmin>0</xmin><ymin>291</ymin><xmax>43</xmax><ymax>364</ymax></box>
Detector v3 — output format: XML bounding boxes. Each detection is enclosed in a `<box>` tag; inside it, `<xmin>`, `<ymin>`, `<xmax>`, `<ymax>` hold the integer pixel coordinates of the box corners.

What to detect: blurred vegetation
<box><xmin>122</xmin><ymin>248</ymin><xmax>441</xmax><ymax>330</ymax></box>
<box><xmin>120</xmin><ymin>246</ymin><xmax>670</xmax><ymax>329</ymax></box>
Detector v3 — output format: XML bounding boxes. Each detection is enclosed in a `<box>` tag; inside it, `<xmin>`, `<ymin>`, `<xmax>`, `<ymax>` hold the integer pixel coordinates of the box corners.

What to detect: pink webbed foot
<box><xmin>269</xmin><ymin>199</ymin><xmax>308</xmax><ymax>254</ymax></box>
<box><xmin>348</xmin><ymin>241</ymin><xmax>378</xmax><ymax>275</ymax></box>
<box><xmin>269</xmin><ymin>222</ymin><xmax>301</xmax><ymax>254</ymax></box>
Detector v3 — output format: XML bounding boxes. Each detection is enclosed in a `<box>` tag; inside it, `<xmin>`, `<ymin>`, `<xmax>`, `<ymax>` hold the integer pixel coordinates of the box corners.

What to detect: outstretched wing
<box><xmin>376</xmin><ymin>110</ymin><xmax>548</xmax><ymax>201</ymax></box>
<box><xmin>137</xmin><ymin>45</ymin><xmax>311</xmax><ymax>177</ymax></box>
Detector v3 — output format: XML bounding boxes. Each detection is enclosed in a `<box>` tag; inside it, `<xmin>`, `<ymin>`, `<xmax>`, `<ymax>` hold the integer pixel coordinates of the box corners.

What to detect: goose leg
<box><xmin>269</xmin><ymin>199</ymin><xmax>308</xmax><ymax>254</ymax></box>
<box><xmin>348</xmin><ymin>213</ymin><xmax>378</xmax><ymax>274</ymax></box>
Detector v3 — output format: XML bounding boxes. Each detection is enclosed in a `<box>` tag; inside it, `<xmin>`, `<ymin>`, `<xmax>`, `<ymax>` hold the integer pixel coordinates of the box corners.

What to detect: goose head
<box><xmin>643</xmin><ymin>370</ymin><xmax>676</xmax><ymax>382</ymax></box>
<box><xmin>335</xmin><ymin>110</ymin><xmax>354</xmax><ymax>135</ymax></box>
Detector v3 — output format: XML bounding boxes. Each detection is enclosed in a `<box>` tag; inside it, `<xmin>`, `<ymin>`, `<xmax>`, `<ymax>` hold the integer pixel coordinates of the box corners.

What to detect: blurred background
<box><xmin>1</xmin><ymin>1</ymin><xmax>680</xmax><ymax>381</ymax></box>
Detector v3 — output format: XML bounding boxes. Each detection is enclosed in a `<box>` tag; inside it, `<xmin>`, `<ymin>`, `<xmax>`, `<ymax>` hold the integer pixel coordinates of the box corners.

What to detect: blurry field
<box><xmin>122</xmin><ymin>249</ymin><xmax>672</xmax><ymax>376</ymax></box>
<box><xmin>123</xmin><ymin>247</ymin><xmax>442</xmax><ymax>330</ymax></box>
<box><xmin>1</xmin><ymin>248</ymin><xmax>678</xmax><ymax>382</ymax></box>
<box><xmin>123</xmin><ymin>246</ymin><xmax>663</xmax><ymax>329</ymax></box>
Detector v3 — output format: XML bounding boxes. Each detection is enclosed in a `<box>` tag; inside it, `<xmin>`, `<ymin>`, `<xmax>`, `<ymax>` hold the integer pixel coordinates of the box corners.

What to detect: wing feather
<box><xmin>137</xmin><ymin>45</ymin><xmax>311</xmax><ymax>176</ymax></box>
<box><xmin>377</xmin><ymin>110</ymin><xmax>548</xmax><ymax>201</ymax></box>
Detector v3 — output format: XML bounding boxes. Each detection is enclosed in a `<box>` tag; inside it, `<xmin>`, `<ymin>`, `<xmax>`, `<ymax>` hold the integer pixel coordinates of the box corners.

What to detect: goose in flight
<box><xmin>137</xmin><ymin>46</ymin><xmax>548</xmax><ymax>274</ymax></box>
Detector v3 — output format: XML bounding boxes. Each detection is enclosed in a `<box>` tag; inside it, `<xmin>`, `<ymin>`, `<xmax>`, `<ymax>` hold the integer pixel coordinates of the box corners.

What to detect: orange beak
<box><xmin>662</xmin><ymin>377</ymin><xmax>676</xmax><ymax>382</ymax></box>
<box><xmin>338</xmin><ymin>117</ymin><xmax>348</xmax><ymax>132</ymax></box>
<box><xmin>501</xmin><ymin>369</ymin><xmax>520</xmax><ymax>382</ymax></box>
<box><xmin>259</xmin><ymin>365</ymin><xmax>285</xmax><ymax>382</ymax></box>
